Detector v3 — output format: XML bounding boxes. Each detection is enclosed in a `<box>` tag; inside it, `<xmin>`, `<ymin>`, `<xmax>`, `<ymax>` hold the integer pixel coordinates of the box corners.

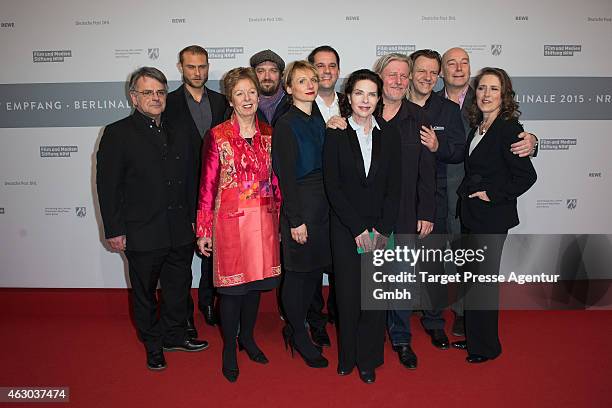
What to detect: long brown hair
<box><xmin>468</xmin><ymin>67</ymin><xmax>521</xmax><ymax>128</ymax></box>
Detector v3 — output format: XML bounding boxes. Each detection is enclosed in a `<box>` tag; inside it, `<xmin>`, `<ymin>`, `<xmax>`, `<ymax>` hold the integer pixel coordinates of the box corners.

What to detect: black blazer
<box><xmin>96</xmin><ymin>112</ymin><xmax>197</xmax><ymax>251</ymax></box>
<box><xmin>422</xmin><ymin>92</ymin><xmax>466</xmax><ymax>224</ymax></box>
<box><xmin>458</xmin><ymin>117</ymin><xmax>537</xmax><ymax>233</ymax></box>
<box><xmin>387</xmin><ymin>99</ymin><xmax>437</xmax><ymax>233</ymax></box>
<box><xmin>164</xmin><ymin>84</ymin><xmax>229</xmax><ymax>155</ymax></box>
<box><xmin>323</xmin><ymin>119</ymin><xmax>401</xmax><ymax>238</ymax></box>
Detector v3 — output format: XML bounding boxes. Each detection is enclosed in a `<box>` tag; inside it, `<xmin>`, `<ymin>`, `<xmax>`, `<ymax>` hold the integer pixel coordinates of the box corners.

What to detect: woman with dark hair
<box><xmin>452</xmin><ymin>67</ymin><xmax>536</xmax><ymax>363</ymax></box>
<box><xmin>272</xmin><ymin>60</ymin><xmax>330</xmax><ymax>368</ymax></box>
<box><xmin>196</xmin><ymin>67</ymin><xmax>281</xmax><ymax>382</ymax></box>
<box><xmin>323</xmin><ymin>69</ymin><xmax>401</xmax><ymax>383</ymax></box>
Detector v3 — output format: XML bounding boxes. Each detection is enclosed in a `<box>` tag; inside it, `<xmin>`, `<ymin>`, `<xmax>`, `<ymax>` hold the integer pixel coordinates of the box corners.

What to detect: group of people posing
<box><xmin>96</xmin><ymin>44</ymin><xmax>537</xmax><ymax>384</ymax></box>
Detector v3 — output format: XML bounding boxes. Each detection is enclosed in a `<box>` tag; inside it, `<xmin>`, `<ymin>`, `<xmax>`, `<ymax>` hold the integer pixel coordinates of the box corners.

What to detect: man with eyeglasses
<box><xmin>97</xmin><ymin>67</ymin><xmax>208</xmax><ymax>371</ymax></box>
<box><xmin>165</xmin><ymin>45</ymin><xmax>229</xmax><ymax>334</ymax></box>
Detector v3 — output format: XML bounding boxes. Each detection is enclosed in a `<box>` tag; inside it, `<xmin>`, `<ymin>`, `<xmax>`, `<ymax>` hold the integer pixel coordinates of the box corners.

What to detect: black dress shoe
<box><xmin>337</xmin><ymin>366</ymin><xmax>354</xmax><ymax>376</ymax></box>
<box><xmin>146</xmin><ymin>350</ymin><xmax>167</xmax><ymax>371</ymax></box>
<box><xmin>451</xmin><ymin>340</ymin><xmax>467</xmax><ymax>350</ymax></box>
<box><xmin>186</xmin><ymin>318</ymin><xmax>198</xmax><ymax>339</ymax></box>
<box><xmin>163</xmin><ymin>338</ymin><xmax>209</xmax><ymax>352</ymax></box>
<box><xmin>358</xmin><ymin>369</ymin><xmax>376</xmax><ymax>384</ymax></box>
<box><xmin>466</xmin><ymin>354</ymin><xmax>490</xmax><ymax>364</ymax></box>
<box><xmin>394</xmin><ymin>345</ymin><xmax>417</xmax><ymax>369</ymax></box>
<box><xmin>426</xmin><ymin>329</ymin><xmax>450</xmax><ymax>350</ymax></box>
<box><xmin>452</xmin><ymin>315</ymin><xmax>465</xmax><ymax>337</ymax></box>
<box><xmin>310</xmin><ymin>327</ymin><xmax>331</xmax><ymax>348</ymax></box>
<box><xmin>200</xmin><ymin>305</ymin><xmax>217</xmax><ymax>326</ymax></box>
<box><xmin>222</xmin><ymin>367</ymin><xmax>239</xmax><ymax>383</ymax></box>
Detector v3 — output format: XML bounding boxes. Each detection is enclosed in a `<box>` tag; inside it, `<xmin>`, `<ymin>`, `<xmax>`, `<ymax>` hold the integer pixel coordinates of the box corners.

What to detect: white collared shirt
<box><xmin>315</xmin><ymin>93</ymin><xmax>340</xmax><ymax>123</ymax></box>
<box><xmin>348</xmin><ymin>116</ymin><xmax>380</xmax><ymax>176</ymax></box>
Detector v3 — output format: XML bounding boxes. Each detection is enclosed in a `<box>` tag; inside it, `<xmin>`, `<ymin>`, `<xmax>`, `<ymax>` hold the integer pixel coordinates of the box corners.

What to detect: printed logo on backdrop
<box><xmin>345</xmin><ymin>16</ymin><xmax>360</xmax><ymax>21</ymax></box>
<box><xmin>0</xmin><ymin>208</ymin><xmax>5</xmax><ymax>214</ymax></box>
<box><xmin>207</xmin><ymin>47</ymin><xmax>244</xmax><ymax>59</ymax></box>
<box><xmin>1</xmin><ymin>22</ymin><xmax>16</xmax><ymax>28</ymax></box>
<box><xmin>587</xmin><ymin>17</ymin><xmax>611</xmax><ymax>23</ymax></box>
<box><xmin>376</xmin><ymin>45</ymin><xmax>415</xmax><ymax>56</ymax></box>
<box><xmin>536</xmin><ymin>199</ymin><xmax>563</xmax><ymax>209</ymax></box>
<box><xmin>171</xmin><ymin>18</ymin><xmax>186</xmax><ymax>24</ymax></box>
<box><xmin>459</xmin><ymin>44</ymin><xmax>487</xmax><ymax>54</ymax></box>
<box><xmin>75</xmin><ymin>19</ymin><xmax>109</xmax><ymax>26</ymax></box>
<box><xmin>491</xmin><ymin>44</ymin><xmax>502</xmax><ymax>56</ymax></box>
<box><xmin>588</xmin><ymin>172</ymin><xmax>602</xmax><ymax>178</ymax></box>
<box><xmin>566</xmin><ymin>199</ymin><xmax>577</xmax><ymax>210</ymax></box>
<box><xmin>421</xmin><ymin>15</ymin><xmax>456</xmax><ymax>22</ymax></box>
<box><xmin>148</xmin><ymin>48</ymin><xmax>159</xmax><ymax>60</ymax></box>
<box><xmin>515</xmin><ymin>16</ymin><xmax>529</xmax><ymax>21</ymax></box>
<box><xmin>4</xmin><ymin>180</ymin><xmax>37</xmax><ymax>187</ymax></box>
<box><xmin>75</xmin><ymin>207</ymin><xmax>86</xmax><ymax>218</ymax></box>
<box><xmin>288</xmin><ymin>46</ymin><xmax>315</xmax><ymax>57</ymax></box>
<box><xmin>544</xmin><ymin>45</ymin><xmax>582</xmax><ymax>56</ymax></box>
<box><xmin>40</xmin><ymin>146</ymin><xmax>78</xmax><ymax>158</ymax></box>
<box><xmin>539</xmin><ymin>139</ymin><xmax>577</xmax><ymax>151</ymax></box>
<box><xmin>248</xmin><ymin>17</ymin><xmax>284</xmax><ymax>23</ymax></box>
<box><xmin>45</xmin><ymin>207</ymin><xmax>71</xmax><ymax>216</ymax></box>
<box><xmin>33</xmin><ymin>50</ymin><xmax>72</xmax><ymax>63</ymax></box>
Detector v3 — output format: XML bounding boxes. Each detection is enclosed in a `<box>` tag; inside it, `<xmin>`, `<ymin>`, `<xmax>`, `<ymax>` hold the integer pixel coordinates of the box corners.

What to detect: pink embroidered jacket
<box><xmin>196</xmin><ymin>117</ymin><xmax>281</xmax><ymax>287</ymax></box>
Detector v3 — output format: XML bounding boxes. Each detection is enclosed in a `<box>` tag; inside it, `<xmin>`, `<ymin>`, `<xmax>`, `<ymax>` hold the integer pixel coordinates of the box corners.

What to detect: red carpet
<box><xmin>0</xmin><ymin>289</ymin><xmax>610</xmax><ymax>408</ymax></box>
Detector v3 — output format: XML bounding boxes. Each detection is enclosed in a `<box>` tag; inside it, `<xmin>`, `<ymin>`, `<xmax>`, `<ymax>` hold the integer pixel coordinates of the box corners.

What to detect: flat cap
<box><xmin>249</xmin><ymin>49</ymin><xmax>285</xmax><ymax>72</ymax></box>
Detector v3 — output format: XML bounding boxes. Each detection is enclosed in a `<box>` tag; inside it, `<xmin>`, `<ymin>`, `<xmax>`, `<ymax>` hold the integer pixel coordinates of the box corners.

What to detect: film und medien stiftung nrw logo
<box><xmin>544</xmin><ymin>45</ymin><xmax>582</xmax><ymax>56</ymax></box>
<box><xmin>33</xmin><ymin>50</ymin><xmax>72</xmax><ymax>63</ymax></box>
<box><xmin>376</xmin><ymin>45</ymin><xmax>416</xmax><ymax>56</ymax></box>
<box><xmin>40</xmin><ymin>146</ymin><xmax>78</xmax><ymax>158</ymax></box>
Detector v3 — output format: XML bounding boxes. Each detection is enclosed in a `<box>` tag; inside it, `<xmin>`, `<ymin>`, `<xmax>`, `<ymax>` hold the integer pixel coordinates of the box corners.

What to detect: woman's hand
<box><xmin>469</xmin><ymin>191</ymin><xmax>491</xmax><ymax>202</ymax></box>
<box><xmin>197</xmin><ymin>237</ymin><xmax>213</xmax><ymax>257</ymax></box>
<box><xmin>355</xmin><ymin>230</ymin><xmax>374</xmax><ymax>253</ymax></box>
<box><xmin>291</xmin><ymin>224</ymin><xmax>308</xmax><ymax>245</ymax></box>
<box><xmin>372</xmin><ymin>228</ymin><xmax>388</xmax><ymax>250</ymax></box>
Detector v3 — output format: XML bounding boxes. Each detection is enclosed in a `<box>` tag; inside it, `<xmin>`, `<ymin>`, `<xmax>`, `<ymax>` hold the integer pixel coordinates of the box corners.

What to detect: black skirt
<box><xmin>280</xmin><ymin>171</ymin><xmax>331</xmax><ymax>272</ymax></box>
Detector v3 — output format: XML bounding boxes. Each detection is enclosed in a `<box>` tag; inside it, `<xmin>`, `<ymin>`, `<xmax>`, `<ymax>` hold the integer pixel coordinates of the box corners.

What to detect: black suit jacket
<box><xmin>323</xmin><ymin>119</ymin><xmax>401</xmax><ymax>238</ymax></box>
<box><xmin>458</xmin><ymin>117</ymin><xmax>537</xmax><ymax>233</ymax></box>
<box><xmin>388</xmin><ymin>99</ymin><xmax>437</xmax><ymax>233</ymax></box>
<box><xmin>421</xmin><ymin>92</ymin><xmax>466</xmax><ymax>228</ymax></box>
<box><xmin>96</xmin><ymin>112</ymin><xmax>197</xmax><ymax>251</ymax></box>
<box><xmin>164</xmin><ymin>84</ymin><xmax>229</xmax><ymax>156</ymax></box>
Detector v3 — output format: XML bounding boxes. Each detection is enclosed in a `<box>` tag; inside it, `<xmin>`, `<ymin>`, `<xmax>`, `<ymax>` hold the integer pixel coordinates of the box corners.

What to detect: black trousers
<box><xmin>187</xmin><ymin>253</ymin><xmax>216</xmax><ymax>320</ymax></box>
<box><xmin>306</xmin><ymin>272</ymin><xmax>337</xmax><ymax>331</ymax></box>
<box><xmin>125</xmin><ymin>243</ymin><xmax>193</xmax><ymax>352</ymax></box>
<box><xmin>462</xmin><ymin>231</ymin><xmax>507</xmax><ymax>359</ymax></box>
<box><xmin>332</xmin><ymin>224</ymin><xmax>385</xmax><ymax>371</ymax></box>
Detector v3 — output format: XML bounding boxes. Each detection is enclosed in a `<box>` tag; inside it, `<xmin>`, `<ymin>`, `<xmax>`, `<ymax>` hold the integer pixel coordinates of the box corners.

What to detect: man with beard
<box><xmin>250</xmin><ymin>49</ymin><xmax>291</xmax><ymax>126</ymax></box>
<box><xmin>373</xmin><ymin>53</ymin><xmax>437</xmax><ymax>370</ymax></box>
<box><xmin>165</xmin><ymin>45</ymin><xmax>229</xmax><ymax>335</ymax></box>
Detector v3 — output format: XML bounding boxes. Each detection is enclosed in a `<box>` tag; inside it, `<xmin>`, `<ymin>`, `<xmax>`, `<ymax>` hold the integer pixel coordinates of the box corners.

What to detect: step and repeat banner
<box><xmin>1</xmin><ymin>0</ymin><xmax>611</xmax><ymax>287</ymax></box>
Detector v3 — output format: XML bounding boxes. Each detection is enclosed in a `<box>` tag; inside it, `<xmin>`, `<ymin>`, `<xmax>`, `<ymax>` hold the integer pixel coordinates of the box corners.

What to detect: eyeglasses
<box><xmin>132</xmin><ymin>89</ymin><xmax>167</xmax><ymax>98</ymax></box>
